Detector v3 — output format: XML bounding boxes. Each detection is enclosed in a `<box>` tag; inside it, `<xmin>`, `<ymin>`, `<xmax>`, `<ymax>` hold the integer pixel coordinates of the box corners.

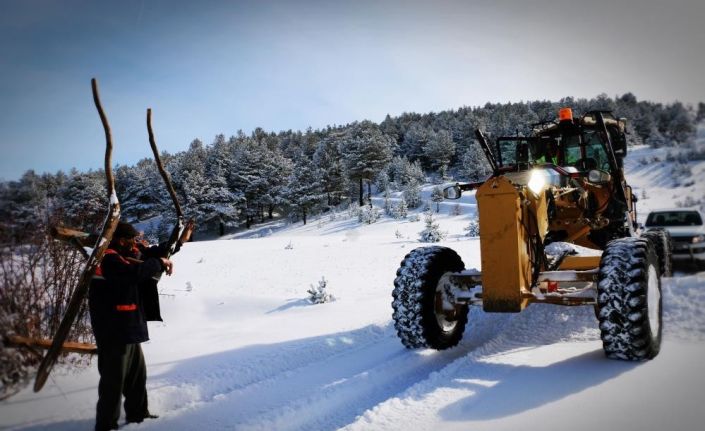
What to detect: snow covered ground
<box><xmin>2</xmin><ymin>139</ymin><xmax>705</xmax><ymax>430</ymax></box>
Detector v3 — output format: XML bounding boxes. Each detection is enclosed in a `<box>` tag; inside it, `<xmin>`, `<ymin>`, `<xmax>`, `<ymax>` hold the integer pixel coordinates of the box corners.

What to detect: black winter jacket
<box><xmin>89</xmin><ymin>242</ymin><xmax>177</xmax><ymax>345</ymax></box>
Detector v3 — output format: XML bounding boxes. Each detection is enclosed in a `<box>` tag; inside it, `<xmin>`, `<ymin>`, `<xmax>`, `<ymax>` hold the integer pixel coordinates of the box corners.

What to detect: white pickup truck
<box><xmin>645</xmin><ymin>208</ymin><xmax>705</xmax><ymax>269</ymax></box>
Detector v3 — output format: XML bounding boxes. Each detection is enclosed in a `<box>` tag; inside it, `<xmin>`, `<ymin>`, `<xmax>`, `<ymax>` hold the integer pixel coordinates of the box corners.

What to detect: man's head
<box><xmin>112</xmin><ymin>221</ymin><xmax>140</xmax><ymax>253</ymax></box>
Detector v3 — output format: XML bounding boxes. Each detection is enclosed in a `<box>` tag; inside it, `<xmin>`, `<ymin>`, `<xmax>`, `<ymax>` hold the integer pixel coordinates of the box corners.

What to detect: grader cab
<box><xmin>391</xmin><ymin>108</ymin><xmax>671</xmax><ymax>361</ymax></box>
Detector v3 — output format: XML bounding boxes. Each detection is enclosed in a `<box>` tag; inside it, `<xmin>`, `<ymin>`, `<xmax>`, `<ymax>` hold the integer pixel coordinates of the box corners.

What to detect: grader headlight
<box><xmin>528</xmin><ymin>169</ymin><xmax>547</xmax><ymax>196</ymax></box>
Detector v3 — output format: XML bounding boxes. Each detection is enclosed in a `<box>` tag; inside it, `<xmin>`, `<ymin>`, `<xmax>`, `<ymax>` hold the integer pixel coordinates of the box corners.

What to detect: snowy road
<box><xmin>137</xmin><ymin>279</ymin><xmax>705</xmax><ymax>431</ymax></box>
<box><xmin>4</xmin><ymin>263</ymin><xmax>703</xmax><ymax>431</ymax></box>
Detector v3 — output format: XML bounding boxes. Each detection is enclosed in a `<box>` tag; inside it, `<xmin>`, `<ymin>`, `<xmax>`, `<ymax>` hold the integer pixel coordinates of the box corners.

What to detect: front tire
<box><xmin>392</xmin><ymin>246</ymin><xmax>467</xmax><ymax>350</ymax></box>
<box><xmin>597</xmin><ymin>237</ymin><xmax>662</xmax><ymax>360</ymax></box>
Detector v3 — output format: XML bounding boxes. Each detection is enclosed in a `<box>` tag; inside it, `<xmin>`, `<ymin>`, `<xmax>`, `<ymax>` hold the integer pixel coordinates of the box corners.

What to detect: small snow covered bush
<box><xmin>431</xmin><ymin>186</ymin><xmax>444</xmax><ymax>213</ymax></box>
<box><xmin>392</xmin><ymin>198</ymin><xmax>408</xmax><ymax>219</ymax></box>
<box><xmin>359</xmin><ymin>205</ymin><xmax>381</xmax><ymax>224</ymax></box>
<box><xmin>284</xmin><ymin>241</ymin><xmax>294</xmax><ymax>250</ymax></box>
<box><xmin>144</xmin><ymin>217</ymin><xmax>172</xmax><ymax>243</ymax></box>
<box><xmin>666</xmin><ymin>151</ymin><xmax>689</xmax><ymax>164</ymax></box>
<box><xmin>638</xmin><ymin>156</ymin><xmax>661</xmax><ymax>166</ymax></box>
<box><xmin>347</xmin><ymin>205</ymin><xmax>361</xmax><ymax>220</ymax></box>
<box><xmin>307</xmin><ymin>277</ymin><xmax>335</xmax><ymax>304</ymax></box>
<box><xmin>449</xmin><ymin>204</ymin><xmax>462</xmax><ymax>216</ymax></box>
<box><xmin>684</xmin><ymin>146</ymin><xmax>705</xmax><ymax>161</ymax></box>
<box><xmin>464</xmin><ymin>218</ymin><xmax>480</xmax><ymax>237</ymax></box>
<box><xmin>402</xmin><ymin>182</ymin><xmax>422</xmax><ymax>209</ymax></box>
<box><xmin>676</xmin><ymin>196</ymin><xmax>702</xmax><ymax>208</ymax></box>
<box><xmin>672</xmin><ymin>162</ymin><xmax>692</xmax><ymax>182</ymax></box>
<box><xmin>395</xmin><ymin>229</ymin><xmax>405</xmax><ymax>239</ymax></box>
<box><xmin>143</xmin><ymin>222</ymin><xmax>161</xmax><ymax>244</ymax></box>
<box><xmin>383</xmin><ymin>190</ymin><xmax>393</xmax><ymax>216</ymax></box>
<box><xmin>671</xmin><ymin>163</ymin><xmax>693</xmax><ymax>187</ymax></box>
<box><xmin>408</xmin><ymin>213</ymin><xmax>420</xmax><ymax>222</ymax></box>
<box><xmin>419</xmin><ymin>210</ymin><xmax>446</xmax><ymax>243</ymax></box>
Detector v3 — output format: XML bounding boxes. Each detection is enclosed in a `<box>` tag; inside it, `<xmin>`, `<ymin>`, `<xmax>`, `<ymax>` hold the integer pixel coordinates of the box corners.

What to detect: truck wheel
<box><xmin>597</xmin><ymin>238</ymin><xmax>662</xmax><ymax>360</ymax></box>
<box><xmin>392</xmin><ymin>246</ymin><xmax>467</xmax><ymax>350</ymax></box>
<box><xmin>641</xmin><ymin>228</ymin><xmax>673</xmax><ymax>277</ymax></box>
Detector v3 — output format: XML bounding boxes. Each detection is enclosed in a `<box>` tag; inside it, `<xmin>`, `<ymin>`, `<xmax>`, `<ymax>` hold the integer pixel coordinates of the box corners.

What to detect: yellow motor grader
<box><xmin>391</xmin><ymin>108</ymin><xmax>671</xmax><ymax>360</ymax></box>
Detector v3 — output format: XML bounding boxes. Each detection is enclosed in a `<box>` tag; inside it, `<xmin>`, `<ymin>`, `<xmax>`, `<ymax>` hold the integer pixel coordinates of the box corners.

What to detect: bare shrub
<box><xmin>1</xmin><ymin>213</ymin><xmax>92</xmax><ymax>399</ymax></box>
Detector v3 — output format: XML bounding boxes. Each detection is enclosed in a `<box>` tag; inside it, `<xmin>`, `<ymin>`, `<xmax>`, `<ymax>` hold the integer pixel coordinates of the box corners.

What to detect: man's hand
<box><xmin>136</xmin><ymin>232</ymin><xmax>150</xmax><ymax>247</ymax></box>
<box><xmin>179</xmin><ymin>219</ymin><xmax>195</xmax><ymax>244</ymax></box>
<box><xmin>160</xmin><ymin>258</ymin><xmax>174</xmax><ymax>276</ymax></box>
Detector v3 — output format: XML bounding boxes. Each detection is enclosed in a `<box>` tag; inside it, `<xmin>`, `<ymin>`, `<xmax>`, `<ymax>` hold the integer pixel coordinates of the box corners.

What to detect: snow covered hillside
<box><xmin>2</xmin><ymin>136</ymin><xmax>705</xmax><ymax>430</ymax></box>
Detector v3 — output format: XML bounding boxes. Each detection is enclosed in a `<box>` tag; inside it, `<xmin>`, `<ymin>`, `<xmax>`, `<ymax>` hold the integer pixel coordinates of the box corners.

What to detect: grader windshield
<box><xmin>493</xmin><ymin>137</ymin><xmax>561</xmax><ymax>169</ymax></box>
<box><xmin>493</xmin><ymin>130</ymin><xmax>611</xmax><ymax>173</ymax></box>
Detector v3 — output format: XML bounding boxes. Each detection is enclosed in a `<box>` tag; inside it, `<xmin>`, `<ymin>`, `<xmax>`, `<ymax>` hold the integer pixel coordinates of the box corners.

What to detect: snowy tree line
<box><xmin>1</xmin><ymin>93</ymin><xmax>701</xmax><ymax>240</ymax></box>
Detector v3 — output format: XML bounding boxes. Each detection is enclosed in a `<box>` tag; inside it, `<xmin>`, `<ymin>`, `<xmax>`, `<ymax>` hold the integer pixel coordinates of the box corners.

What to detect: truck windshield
<box><xmin>645</xmin><ymin>211</ymin><xmax>703</xmax><ymax>227</ymax></box>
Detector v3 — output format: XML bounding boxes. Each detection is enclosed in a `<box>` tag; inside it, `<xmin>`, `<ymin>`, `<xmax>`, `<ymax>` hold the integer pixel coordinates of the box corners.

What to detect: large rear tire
<box><xmin>392</xmin><ymin>246</ymin><xmax>467</xmax><ymax>350</ymax></box>
<box><xmin>597</xmin><ymin>237</ymin><xmax>662</xmax><ymax>360</ymax></box>
<box><xmin>641</xmin><ymin>228</ymin><xmax>673</xmax><ymax>277</ymax></box>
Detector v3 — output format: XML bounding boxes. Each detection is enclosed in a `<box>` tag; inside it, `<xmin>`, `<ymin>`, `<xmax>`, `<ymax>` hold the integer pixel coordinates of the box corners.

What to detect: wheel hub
<box><xmin>435</xmin><ymin>273</ymin><xmax>462</xmax><ymax>331</ymax></box>
<box><xmin>647</xmin><ymin>263</ymin><xmax>661</xmax><ymax>336</ymax></box>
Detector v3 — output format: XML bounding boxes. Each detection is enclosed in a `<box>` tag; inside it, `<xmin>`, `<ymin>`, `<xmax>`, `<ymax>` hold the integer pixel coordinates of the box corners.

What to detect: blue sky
<box><xmin>1</xmin><ymin>0</ymin><xmax>704</xmax><ymax>180</ymax></box>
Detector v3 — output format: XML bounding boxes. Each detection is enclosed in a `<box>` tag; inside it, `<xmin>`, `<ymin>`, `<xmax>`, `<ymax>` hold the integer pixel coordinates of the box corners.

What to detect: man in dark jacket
<box><xmin>89</xmin><ymin>220</ymin><xmax>192</xmax><ymax>431</ymax></box>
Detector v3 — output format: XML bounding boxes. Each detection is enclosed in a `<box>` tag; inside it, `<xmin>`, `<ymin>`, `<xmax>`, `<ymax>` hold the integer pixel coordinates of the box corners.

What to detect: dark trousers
<box><xmin>95</xmin><ymin>343</ymin><xmax>149</xmax><ymax>431</ymax></box>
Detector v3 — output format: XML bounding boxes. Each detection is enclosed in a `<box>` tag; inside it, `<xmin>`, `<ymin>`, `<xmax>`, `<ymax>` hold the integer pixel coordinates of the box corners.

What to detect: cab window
<box><xmin>563</xmin><ymin>135</ymin><xmax>582</xmax><ymax>166</ymax></box>
<box><xmin>583</xmin><ymin>130</ymin><xmax>610</xmax><ymax>170</ymax></box>
<box><xmin>496</xmin><ymin>139</ymin><xmax>517</xmax><ymax>167</ymax></box>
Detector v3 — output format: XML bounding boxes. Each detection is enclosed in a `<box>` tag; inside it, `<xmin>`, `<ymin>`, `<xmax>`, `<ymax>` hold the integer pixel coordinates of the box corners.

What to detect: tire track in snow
<box><xmin>342</xmin><ymin>315</ymin><xmax>601</xmax><ymax>429</ymax></box>
<box><xmin>233</xmin><ymin>304</ymin><xmax>597</xmax><ymax>431</ymax></box>
<box><xmin>146</xmin><ymin>324</ymin><xmax>392</xmax><ymax>414</ymax></box>
<box><xmin>143</xmin><ymin>303</ymin><xmax>600</xmax><ymax>431</ymax></box>
<box><xmin>142</xmin><ymin>324</ymin><xmax>479</xmax><ymax>431</ymax></box>
<box><xmin>343</xmin><ymin>276</ymin><xmax>694</xmax><ymax>430</ymax></box>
